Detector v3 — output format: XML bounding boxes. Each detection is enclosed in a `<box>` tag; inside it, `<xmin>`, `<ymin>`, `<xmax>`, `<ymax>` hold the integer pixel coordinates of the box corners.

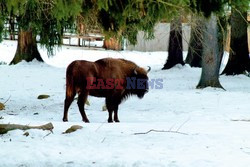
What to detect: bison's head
<box><xmin>131</xmin><ymin>66</ymin><xmax>151</xmax><ymax>99</ymax></box>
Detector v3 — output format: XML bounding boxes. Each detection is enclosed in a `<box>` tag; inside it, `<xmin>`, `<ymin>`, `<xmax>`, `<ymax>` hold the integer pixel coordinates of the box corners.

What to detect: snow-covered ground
<box><xmin>1</xmin><ymin>40</ymin><xmax>250</xmax><ymax>166</ymax></box>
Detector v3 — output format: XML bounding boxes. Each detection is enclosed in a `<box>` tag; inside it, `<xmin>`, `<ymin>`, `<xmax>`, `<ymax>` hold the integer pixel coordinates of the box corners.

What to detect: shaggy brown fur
<box><xmin>63</xmin><ymin>58</ymin><xmax>150</xmax><ymax>123</ymax></box>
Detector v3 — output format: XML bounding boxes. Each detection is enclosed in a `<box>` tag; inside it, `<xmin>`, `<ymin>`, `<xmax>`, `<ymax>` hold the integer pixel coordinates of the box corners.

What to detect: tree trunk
<box><xmin>221</xmin><ymin>9</ymin><xmax>249</xmax><ymax>75</ymax></box>
<box><xmin>185</xmin><ymin>16</ymin><xmax>203</xmax><ymax>67</ymax></box>
<box><xmin>162</xmin><ymin>16</ymin><xmax>184</xmax><ymax>70</ymax></box>
<box><xmin>9</xmin><ymin>9</ymin><xmax>15</xmax><ymax>40</ymax></box>
<box><xmin>10</xmin><ymin>29</ymin><xmax>43</xmax><ymax>65</ymax></box>
<box><xmin>197</xmin><ymin>14</ymin><xmax>224</xmax><ymax>89</ymax></box>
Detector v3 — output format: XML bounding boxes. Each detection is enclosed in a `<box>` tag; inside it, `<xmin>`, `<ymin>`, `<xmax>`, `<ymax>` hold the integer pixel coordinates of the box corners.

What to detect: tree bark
<box><xmin>9</xmin><ymin>10</ymin><xmax>15</xmax><ymax>40</ymax></box>
<box><xmin>162</xmin><ymin>16</ymin><xmax>184</xmax><ymax>70</ymax></box>
<box><xmin>197</xmin><ymin>14</ymin><xmax>224</xmax><ymax>89</ymax></box>
<box><xmin>10</xmin><ymin>29</ymin><xmax>43</xmax><ymax>65</ymax></box>
<box><xmin>221</xmin><ymin>9</ymin><xmax>249</xmax><ymax>75</ymax></box>
<box><xmin>185</xmin><ymin>16</ymin><xmax>203</xmax><ymax>67</ymax></box>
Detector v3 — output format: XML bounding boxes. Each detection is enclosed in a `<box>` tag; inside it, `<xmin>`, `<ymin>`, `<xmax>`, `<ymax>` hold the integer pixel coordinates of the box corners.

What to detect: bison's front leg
<box><xmin>108</xmin><ymin>110</ymin><xmax>113</xmax><ymax>123</ymax></box>
<box><xmin>106</xmin><ymin>98</ymin><xmax>120</xmax><ymax>123</ymax></box>
<box><xmin>77</xmin><ymin>93</ymin><xmax>90</xmax><ymax>123</ymax></box>
<box><xmin>106</xmin><ymin>98</ymin><xmax>114</xmax><ymax>123</ymax></box>
<box><xmin>114</xmin><ymin>105</ymin><xmax>120</xmax><ymax>123</ymax></box>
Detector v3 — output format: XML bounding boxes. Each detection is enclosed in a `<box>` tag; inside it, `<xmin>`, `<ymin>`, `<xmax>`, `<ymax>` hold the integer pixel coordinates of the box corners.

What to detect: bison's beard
<box><xmin>137</xmin><ymin>90</ymin><xmax>147</xmax><ymax>99</ymax></box>
<box><xmin>137</xmin><ymin>94</ymin><xmax>145</xmax><ymax>99</ymax></box>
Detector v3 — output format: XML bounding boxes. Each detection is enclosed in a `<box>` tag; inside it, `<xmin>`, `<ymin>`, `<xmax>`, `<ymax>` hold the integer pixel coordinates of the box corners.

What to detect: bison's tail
<box><xmin>65</xmin><ymin>71</ymin><xmax>75</xmax><ymax>99</ymax></box>
<box><xmin>66</xmin><ymin>80</ymin><xmax>74</xmax><ymax>98</ymax></box>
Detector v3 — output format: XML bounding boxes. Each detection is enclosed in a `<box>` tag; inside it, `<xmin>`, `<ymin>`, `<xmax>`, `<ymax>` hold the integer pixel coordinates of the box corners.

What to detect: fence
<box><xmin>3</xmin><ymin>21</ymin><xmax>250</xmax><ymax>52</ymax></box>
<box><xmin>126</xmin><ymin>23</ymin><xmax>191</xmax><ymax>51</ymax></box>
<box><xmin>3</xmin><ymin>20</ymin><xmax>105</xmax><ymax>49</ymax></box>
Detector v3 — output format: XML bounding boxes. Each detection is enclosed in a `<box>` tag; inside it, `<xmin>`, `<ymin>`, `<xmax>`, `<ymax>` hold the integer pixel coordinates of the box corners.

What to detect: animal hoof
<box><xmin>83</xmin><ymin>119</ymin><xmax>90</xmax><ymax>123</ymax></box>
<box><xmin>108</xmin><ymin>119</ymin><xmax>113</xmax><ymax>123</ymax></box>
<box><xmin>63</xmin><ymin>118</ymin><xmax>68</xmax><ymax>122</ymax></box>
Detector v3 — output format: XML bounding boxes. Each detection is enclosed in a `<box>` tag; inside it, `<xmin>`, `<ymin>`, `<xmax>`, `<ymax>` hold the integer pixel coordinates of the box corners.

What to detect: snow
<box><xmin>1</xmin><ymin>40</ymin><xmax>250</xmax><ymax>166</ymax></box>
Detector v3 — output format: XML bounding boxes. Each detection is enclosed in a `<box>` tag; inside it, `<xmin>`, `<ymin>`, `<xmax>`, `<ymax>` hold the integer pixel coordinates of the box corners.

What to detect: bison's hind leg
<box><xmin>63</xmin><ymin>92</ymin><xmax>76</xmax><ymax>122</ymax></box>
<box><xmin>77</xmin><ymin>92</ymin><xmax>90</xmax><ymax>123</ymax></box>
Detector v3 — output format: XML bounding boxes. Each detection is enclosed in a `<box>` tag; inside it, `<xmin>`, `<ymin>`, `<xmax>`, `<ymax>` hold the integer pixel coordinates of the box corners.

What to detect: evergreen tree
<box><xmin>0</xmin><ymin>0</ymin><xmax>8</xmax><ymax>42</ymax></box>
<box><xmin>221</xmin><ymin>2</ymin><xmax>249</xmax><ymax>75</ymax></box>
<box><xmin>191</xmin><ymin>0</ymin><xmax>249</xmax><ymax>88</ymax></box>
<box><xmin>196</xmin><ymin>14</ymin><xmax>224</xmax><ymax>89</ymax></box>
<box><xmin>0</xmin><ymin>0</ymin><xmax>82</xmax><ymax>64</ymax></box>
<box><xmin>162</xmin><ymin>16</ymin><xmax>184</xmax><ymax>70</ymax></box>
<box><xmin>96</xmin><ymin>0</ymin><xmax>187</xmax><ymax>45</ymax></box>
<box><xmin>11</xmin><ymin>29</ymin><xmax>42</xmax><ymax>64</ymax></box>
<box><xmin>185</xmin><ymin>15</ymin><xmax>203</xmax><ymax>67</ymax></box>
<box><xmin>190</xmin><ymin>0</ymin><xmax>227</xmax><ymax>89</ymax></box>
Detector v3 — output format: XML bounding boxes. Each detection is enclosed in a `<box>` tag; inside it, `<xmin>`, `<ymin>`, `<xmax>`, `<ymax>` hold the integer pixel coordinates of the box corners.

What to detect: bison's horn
<box><xmin>134</xmin><ymin>67</ymin><xmax>138</xmax><ymax>75</ymax></box>
<box><xmin>147</xmin><ymin>66</ymin><xmax>151</xmax><ymax>73</ymax></box>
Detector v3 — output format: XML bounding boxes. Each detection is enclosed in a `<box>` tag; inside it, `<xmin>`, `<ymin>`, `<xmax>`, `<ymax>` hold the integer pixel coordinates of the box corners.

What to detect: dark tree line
<box><xmin>162</xmin><ymin>0</ymin><xmax>249</xmax><ymax>89</ymax></box>
<box><xmin>0</xmin><ymin>0</ymin><xmax>82</xmax><ymax>64</ymax></box>
<box><xmin>0</xmin><ymin>0</ymin><xmax>249</xmax><ymax>89</ymax></box>
<box><xmin>222</xmin><ymin>4</ymin><xmax>250</xmax><ymax>75</ymax></box>
<box><xmin>185</xmin><ymin>15</ymin><xmax>203</xmax><ymax>68</ymax></box>
<box><xmin>162</xmin><ymin>15</ymin><xmax>184</xmax><ymax>70</ymax></box>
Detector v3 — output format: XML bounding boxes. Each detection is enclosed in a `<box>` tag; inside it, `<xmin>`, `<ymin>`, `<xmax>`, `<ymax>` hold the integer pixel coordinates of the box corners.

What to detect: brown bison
<box><xmin>63</xmin><ymin>58</ymin><xmax>150</xmax><ymax>123</ymax></box>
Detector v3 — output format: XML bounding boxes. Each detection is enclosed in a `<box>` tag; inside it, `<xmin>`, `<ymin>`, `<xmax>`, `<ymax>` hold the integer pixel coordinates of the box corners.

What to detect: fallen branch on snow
<box><xmin>3</xmin><ymin>95</ymin><xmax>11</xmax><ymax>104</ymax></box>
<box><xmin>231</xmin><ymin>119</ymin><xmax>250</xmax><ymax>122</ymax></box>
<box><xmin>133</xmin><ymin>129</ymin><xmax>188</xmax><ymax>135</ymax></box>
<box><xmin>133</xmin><ymin>119</ymin><xmax>190</xmax><ymax>136</ymax></box>
<box><xmin>0</xmin><ymin>122</ymin><xmax>54</xmax><ymax>134</ymax></box>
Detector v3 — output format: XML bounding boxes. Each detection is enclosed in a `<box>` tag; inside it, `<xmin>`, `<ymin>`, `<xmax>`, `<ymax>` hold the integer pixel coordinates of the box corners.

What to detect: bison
<box><xmin>63</xmin><ymin>58</ymin><xmax>150</xmax><ymax>123</ymax></box>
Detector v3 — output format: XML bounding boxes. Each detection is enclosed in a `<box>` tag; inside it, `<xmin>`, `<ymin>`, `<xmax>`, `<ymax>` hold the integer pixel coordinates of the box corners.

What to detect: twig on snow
<box><xmin>3</xmin><ymin>95</ymin><xmax>11</xmax><ymax>104</ymax></box>
<box><xmin>43</xmin><ymin>131</ymin><xmax>53</xmax><ymax>138</ymax></box>
<box><xmin>175</xmin><ymin>118</ymin><xmax>190</xmax><ymax>132</ymax></box>
<box><xmin>231</xmin><ymin>119</ymin><xmax>250</xmax><ymax>122</ymax></box>
<box><xmin>95</xmin><ymin>121</ymin><xmax>106</xmax><ymax>132</ymax></box>
<box><xmin>133</xmin><ymin>129</ymin><xmax>188</xmax><ymax>135</ymax></box>
<box><xmin>134</xmin><ymin>118</ymin><xmax>190</xmax><ymax>136</ymax></box>
<box><xmin>101</xmin><ymin>137</ymin><xmax>106</xmax><ymax>143</ymax></box>
<box><xmin>168</xmin><ymin>123</ymin><xmax>176</xmax><ymax>131</ymax></box>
